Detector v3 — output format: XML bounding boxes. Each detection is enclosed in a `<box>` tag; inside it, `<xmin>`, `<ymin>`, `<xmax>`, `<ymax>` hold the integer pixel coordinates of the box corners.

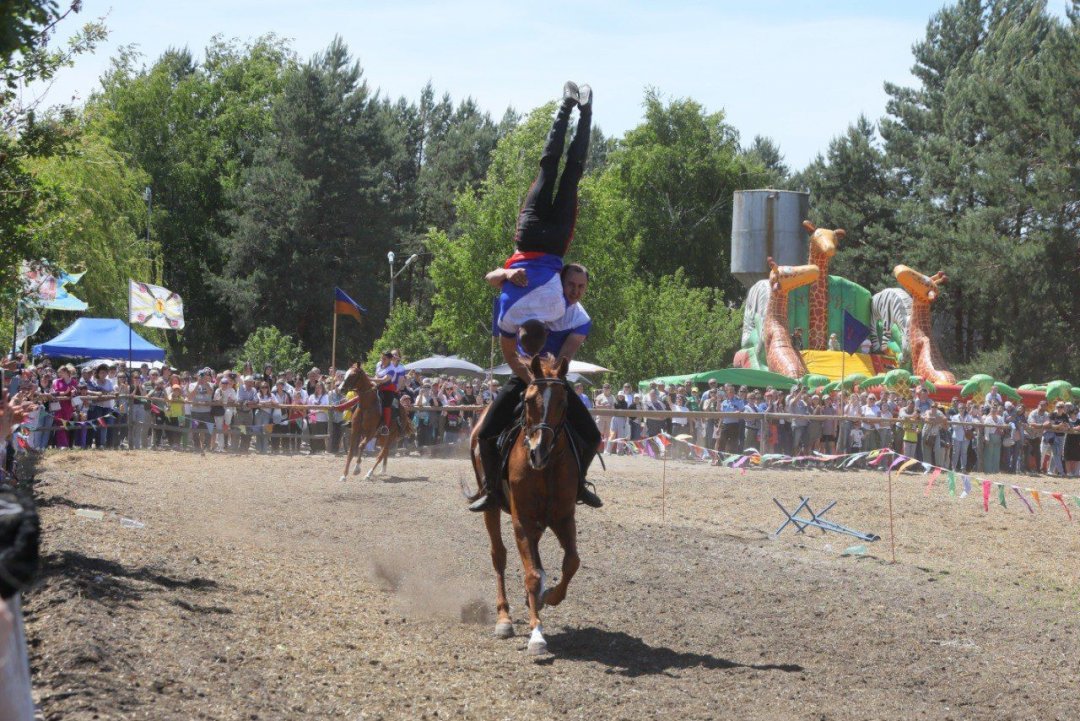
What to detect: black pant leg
<box><xmin>477</xmin><ymin>377</ymin><xmax>526</xmax><ymax>441</ymax></box>
<box><xmin>515</xmin><ymin>101</ymin><xmax>575</xmax><ymax>253</ymax></box>
<box><xmin>549</xmin><ymin>111</ymin><xmax>590</xmax><ymax>254</ymax></box>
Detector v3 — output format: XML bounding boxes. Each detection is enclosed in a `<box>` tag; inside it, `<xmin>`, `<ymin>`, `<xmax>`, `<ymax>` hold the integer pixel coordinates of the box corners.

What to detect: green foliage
<box><xmin>26</xmin><ymin>125</ymin><xmax>156</xmax><ymax>322</ymax></box>
<box><xmin>362</xmin><ymin>302</ymin><xmax>439</xmax><ymax>370</ymax></box>
<box><xmin>214</xmin><ymin>37</ymin><xmax>396</xmax><ymax>366</ymax></box>
<box><xmin>604</xmin><ymin>90</ymin><xmax>771</xmax><ymax>296</ymax></box>
<box><xmin>234</xmin><ymin>326</ymin><xmax>311</xmax><ymax>375</ymax></box>
<box><xmin>793</xmin><ymin>116</ymin><xmax>902</xmax><ymax>296</ymax></box>
<box><xmin>950</xmin><ymin>346</ymin><xmax>1012</xmax><ymax>384</ymax></box>
<box><xmin>90</xmin><ymin>35</ymin><xmax>295</xmax><ymax>363</ymax></box>
<box><xmin>0</xmin><ymin>1</ymin><xmax>105</xmax><ymax>322</ymax></box>
<box><xmin>595</xmin><ymin>269</ymin><xmax>742</xmax><ymax>385</ymax></box>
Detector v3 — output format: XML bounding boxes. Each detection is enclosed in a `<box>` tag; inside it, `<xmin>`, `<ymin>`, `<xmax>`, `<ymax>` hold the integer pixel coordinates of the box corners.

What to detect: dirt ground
<box><xmin>17</xmin><ymin>446</ymin><xmax>1080</xmax><ymax>720</ymax></box>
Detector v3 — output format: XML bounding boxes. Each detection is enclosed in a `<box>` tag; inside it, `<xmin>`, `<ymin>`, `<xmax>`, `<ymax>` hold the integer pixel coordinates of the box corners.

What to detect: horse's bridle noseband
<box><xmin>525</xmin><ymin>377</ymin><xmax>569</xmax><ymax>449</ymax></box>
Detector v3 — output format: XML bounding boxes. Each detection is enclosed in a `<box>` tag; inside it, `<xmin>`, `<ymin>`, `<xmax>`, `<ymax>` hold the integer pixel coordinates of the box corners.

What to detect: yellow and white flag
<box><xmin>129</xmin><ymin>280</ymin><xmax>185</xmax><ymax>329</ymax></box>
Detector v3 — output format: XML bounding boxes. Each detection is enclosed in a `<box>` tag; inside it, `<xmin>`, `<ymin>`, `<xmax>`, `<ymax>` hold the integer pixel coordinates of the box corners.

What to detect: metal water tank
<box><xmin>730</xmin><ymin>189</ymin><xmax>810</xmax><ymax>288</ymax></box>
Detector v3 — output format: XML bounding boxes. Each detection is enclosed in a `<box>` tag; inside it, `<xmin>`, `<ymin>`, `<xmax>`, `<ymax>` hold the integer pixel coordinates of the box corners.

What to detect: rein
<box><xmin>525</xmin><ymin>377</ymin><xmax>569</xmax><ymax>449</ymax></box>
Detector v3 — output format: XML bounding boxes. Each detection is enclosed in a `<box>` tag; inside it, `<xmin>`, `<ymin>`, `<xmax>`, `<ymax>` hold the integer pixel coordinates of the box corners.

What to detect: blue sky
<box><xmin>29</xmin><ymin>1</ymin><xmax>1072</xmax><ymax>169</ymax></box>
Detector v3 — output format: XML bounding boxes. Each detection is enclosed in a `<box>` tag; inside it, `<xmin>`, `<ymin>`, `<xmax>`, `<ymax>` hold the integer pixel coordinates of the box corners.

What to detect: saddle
<box><xmin>495</xmin><ymin>405</ymin><xmax>588</xmax><ymax>484</ymax></box>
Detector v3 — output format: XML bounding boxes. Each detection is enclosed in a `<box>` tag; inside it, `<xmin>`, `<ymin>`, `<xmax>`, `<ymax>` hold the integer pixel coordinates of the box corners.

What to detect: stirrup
<box><xmin>378</xmin><ymin>425</ymin><xmax>390</xmax><ymax>436</ymax></box>
<box><xmin>468</xmin><ymin>493</ymin><xmax>499</xmax><ymax>512</ymax></box>
<box><xmin>577</xmin><ymin>479</ymin><xmax>603</xmax><ymax>508</ymax></box>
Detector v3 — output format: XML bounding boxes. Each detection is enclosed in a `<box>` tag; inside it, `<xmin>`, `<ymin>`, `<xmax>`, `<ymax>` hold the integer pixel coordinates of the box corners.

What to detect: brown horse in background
<box><xmin>338</xmin><ymin>364</ymin><xmax>413</xmax><ymax>482</ymax></box>
<box><xmin>468</xmin><ymin>354</ymin><xmax>580</xmax><ymax>657</ymax></box>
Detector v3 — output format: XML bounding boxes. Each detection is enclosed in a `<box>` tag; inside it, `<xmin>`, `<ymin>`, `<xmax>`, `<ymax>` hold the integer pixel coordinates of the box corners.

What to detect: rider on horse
<box><xmin>373</xmin><ymin>349</ymin><xmax>406</xmax><ymax>435</ymax></box>
<box><xmin>469</xmin><ymin>81</ymin><xmax>602</xmax><ymax>512</ymax></box>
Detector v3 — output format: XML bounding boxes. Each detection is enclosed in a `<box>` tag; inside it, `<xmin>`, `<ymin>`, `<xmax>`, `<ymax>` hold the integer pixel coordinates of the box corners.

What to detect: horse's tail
<box><xmin>459</xmin><ymin>473</ymin><xmax>482</xmax><ymax>502</ymax></box>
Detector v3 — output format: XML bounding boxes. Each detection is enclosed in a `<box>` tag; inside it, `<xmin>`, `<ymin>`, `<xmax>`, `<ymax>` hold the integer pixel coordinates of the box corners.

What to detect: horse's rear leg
<box><xmin>364</xmin><ymin>437</ymin><xmax>389</xmax><ymax>479</ymax></box>
<box><xmin>341</xmin><ymin>425</ymin><xmax>360</xmax><ymax>481</ymax></box>
<box><xmin>484</xmin><ymin>508</ymin><xmax>513</xmax><ymax>638</ymax></box>
<box><xmin>542</xmin><ymin>516</ymin><xmax>579</xmax><ymax>608</ymax></box>
<box><xmin>512</xmin><ymin>525</ymin><xmax>549</xmax><ymax>656</ymax></box>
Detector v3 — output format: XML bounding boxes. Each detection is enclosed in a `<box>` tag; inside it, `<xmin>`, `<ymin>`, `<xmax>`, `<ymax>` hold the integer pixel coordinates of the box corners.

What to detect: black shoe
<box><xmin>563</xmin><ymin>81</ymin><xmax>580</xmax><ymax>106</ymax></box>
<box><xmin>578</xmin><ymin>84</ymin><xmax>592</xmax><ymax>113</ymax></box>
<box><xmin>576</xmin><ymin>443</ymin><xmax>602</xmax><ymax>507</ymax></box>
<box><xmin>378</xmin><ymin>425</ymin><xmax>389</xmax><ymax>436</ymax></box>
<box><xmin>577</xmin><ymin>480</ymin><xmax>603</xmax><ymax>508</ymax></box>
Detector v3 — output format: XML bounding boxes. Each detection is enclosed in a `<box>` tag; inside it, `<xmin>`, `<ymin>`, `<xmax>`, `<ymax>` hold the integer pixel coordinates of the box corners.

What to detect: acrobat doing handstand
<box><xmin>470</xmin><ymin>81</ymin><xmax>603</xmax><ymax>512</ymax></box>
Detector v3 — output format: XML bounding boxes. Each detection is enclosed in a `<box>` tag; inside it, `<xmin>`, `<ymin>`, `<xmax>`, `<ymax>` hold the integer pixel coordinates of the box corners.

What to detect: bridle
<box><xmin>524</xmin><ymin>377</ymin><xmax>569</xmax><ymax>456</ymax></box>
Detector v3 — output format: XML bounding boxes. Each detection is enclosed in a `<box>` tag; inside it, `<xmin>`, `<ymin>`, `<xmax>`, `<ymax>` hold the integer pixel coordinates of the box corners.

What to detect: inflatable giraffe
<box><xmin>893</xmin><ymin>265</ymin><xmax>956</xmax><ymax>385</ymax></box>
<box><xmin>765</xmin><ymin>257</ymin><xmax>819</xmax><ymax>378</ymax></box>
<box><xmin>801</xmin><ymin>220</ymin><xmax>845</xmax><ymax>350</ymax></box>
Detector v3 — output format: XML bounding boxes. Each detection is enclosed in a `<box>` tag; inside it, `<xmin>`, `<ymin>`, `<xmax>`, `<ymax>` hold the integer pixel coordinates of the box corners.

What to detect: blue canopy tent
<box><xmin>32</xmin><ymin>318</ymin><xmax>166</xmax><ymax>361</ymax></box>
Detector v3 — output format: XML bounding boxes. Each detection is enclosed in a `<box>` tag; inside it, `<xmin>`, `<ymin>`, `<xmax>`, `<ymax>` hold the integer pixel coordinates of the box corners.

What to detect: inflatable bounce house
<box><xmin>729</xmin><ymin>190</ymin><xmax>1075</xmax><ymax>408</ymax></box>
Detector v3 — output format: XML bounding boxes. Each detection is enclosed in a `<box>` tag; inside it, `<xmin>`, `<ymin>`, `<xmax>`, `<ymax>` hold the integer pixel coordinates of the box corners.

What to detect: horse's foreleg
<box><xmin>512</xmin><ymin>524</ymin><xmax>548</xmax><ymax>656</ymax></box>
<box><xmin>543</xmin><ymin>516</ymin><xmax>579</xmax><ymax>608</ymax></box>
<box><xmin>341</xmin><ymin>424</ymin><xmax>358</xmax><ymax>481</ymax></box>
<box><xmin>353</xmin><ymin>431</ymin><xmax>370</xmax><ymax>476</ymax></box>
<box><xmin>484</xmin><ymin>508</ymin><xmax>513</xmax><ymax>638</ymax></box>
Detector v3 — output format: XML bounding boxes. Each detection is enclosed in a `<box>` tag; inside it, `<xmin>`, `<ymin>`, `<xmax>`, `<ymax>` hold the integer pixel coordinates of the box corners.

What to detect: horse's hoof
<box><xmin>339</xmin><ymin>475</ymin><xmax>348</xmax><ymax>483</ymax></box>
<box><xmin>527</xmin><ymin>640</ymin><xmax>550</xmax><ymax>657</ymax></box>
<box><xmin>494</xmin><ymin>622</ymin><xmax>514</xmax><ymax>639</ymax></box>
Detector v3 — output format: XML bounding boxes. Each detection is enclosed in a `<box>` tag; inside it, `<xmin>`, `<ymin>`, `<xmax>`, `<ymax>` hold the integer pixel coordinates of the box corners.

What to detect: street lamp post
<box><xmin>387</xmin><ymin>251</ymin><xmax>419</xmax><ymax>308</ymax></box>
<box><xmin>143</xmin><ymin>186</ymin><xmax>152</xmax><ymax>253</ymax></box>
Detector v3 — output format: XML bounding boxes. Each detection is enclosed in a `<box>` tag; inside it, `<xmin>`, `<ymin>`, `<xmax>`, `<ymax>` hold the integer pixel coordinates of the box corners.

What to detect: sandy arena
<box><xmin>19</xmin><ymin>447</ymin><xmax>1080</xmax><ymax>720</ymax></box>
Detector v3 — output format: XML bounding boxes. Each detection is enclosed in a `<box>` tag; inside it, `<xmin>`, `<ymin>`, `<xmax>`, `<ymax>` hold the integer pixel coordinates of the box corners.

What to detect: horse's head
<box><xmin>894</xmin><ymin>264</ymin><xmax>948</xmax><ymax>303</ymax></box>
<box><xmin>338</xmin><ymin>363</ymin><xmax>373</xmax><ymax>394</ymax></box>
<box><xmin>523</xmin><ymin>354</ymin><xmax>570</xmax><ymax>470</ymax></box>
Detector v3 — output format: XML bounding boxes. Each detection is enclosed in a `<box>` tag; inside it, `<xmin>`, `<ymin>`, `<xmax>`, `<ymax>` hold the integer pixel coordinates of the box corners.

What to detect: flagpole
<box><xmin>840</xmin><ymin>285</ymin><xmax>846</xmax><ymax>454</ymax></box>
<box><xmin>127</xmin><ymin>280</ymin><xmax>133</xmax><ymax>373</ymax></box>
<box><xmin>331</xmin><ymin>296</ymin><xmax>338</xmax><ymax>371</ymax></box>
<box><xmin>128</xmin><ymin>280</ymin><xmax>134</xmax><ymax>450</ymax></box>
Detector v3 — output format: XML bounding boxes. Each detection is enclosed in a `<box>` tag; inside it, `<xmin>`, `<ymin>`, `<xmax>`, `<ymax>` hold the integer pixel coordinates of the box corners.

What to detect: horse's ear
<box><xmin>556</xmin><ymin>356</ymin><xmax>569</xmax><ymax>379</ymax></box>
<box><xmin>802</xmin><ymin>220</ymin><xmax>816</xmax><ymax>233</ymax></box>
<box><xmin>530</xmin><ymin>354</ymin><xmax>543</xmax><ymax>378</ymax></box>
<box><xmin>834</xmin><ymin>228</ymin><xmax>846</xmax><ymax>241</ymax></box>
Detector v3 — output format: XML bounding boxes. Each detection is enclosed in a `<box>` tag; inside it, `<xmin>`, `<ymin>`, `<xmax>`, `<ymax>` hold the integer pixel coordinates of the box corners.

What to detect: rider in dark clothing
<box><xmin>470</xmin><ymin>317</ymin><xmax>601</xmax><ymax>512</ymax></box>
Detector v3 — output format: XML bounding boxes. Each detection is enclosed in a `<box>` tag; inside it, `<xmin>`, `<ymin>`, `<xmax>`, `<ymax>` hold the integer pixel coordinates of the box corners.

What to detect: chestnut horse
<box><xmin>468</xmin><ymin>355</ymin><xmax>580</xmax><ymax>657</ymax></box>
<box><xmin>338</xmin><ymin>364</ymin><xmax>413</xmax><ymax>482</ymax></box>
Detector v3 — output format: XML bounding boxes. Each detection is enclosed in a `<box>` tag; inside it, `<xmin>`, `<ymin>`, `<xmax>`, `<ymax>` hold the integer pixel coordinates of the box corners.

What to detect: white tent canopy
<box><xmin>489</xmin><ymin>360</ymin><xmax>611</xmax><ymax>376</ymax></box>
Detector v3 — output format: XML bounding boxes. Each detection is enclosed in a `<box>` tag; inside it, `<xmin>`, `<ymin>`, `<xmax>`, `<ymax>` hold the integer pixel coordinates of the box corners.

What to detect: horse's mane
<box><xmin>532</xmin><ymin>353</ymin><xmax>566</xmax><ymax>379</ymax></box>
<box><xmin>347</xmin><ymin>365</ymin><xmax>375</xmax><ymax>392</ymax></box>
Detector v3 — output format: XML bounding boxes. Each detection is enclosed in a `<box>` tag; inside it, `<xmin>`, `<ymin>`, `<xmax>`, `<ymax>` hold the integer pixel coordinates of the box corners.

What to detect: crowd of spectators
<box><xmin>2</xmin><ymin>352</ymin><xmax>1078</xmax><ymax>478</ymax></box>
<box><xmin>592</xmin><ymin>379</ymin><xmax>1080</xmax><ymax>477</ymax></box>
<box><xmin>0</xmin><ymin>354</ymin><xmax>497</xmax><ymax>460</ymax></box>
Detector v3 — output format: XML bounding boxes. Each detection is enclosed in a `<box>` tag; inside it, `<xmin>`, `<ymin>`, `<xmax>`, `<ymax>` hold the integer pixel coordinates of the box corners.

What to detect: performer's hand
<box><xmin>507</xmin><ymin>268</ymin><xmax>528</xmax><ymax>287</ymax></box>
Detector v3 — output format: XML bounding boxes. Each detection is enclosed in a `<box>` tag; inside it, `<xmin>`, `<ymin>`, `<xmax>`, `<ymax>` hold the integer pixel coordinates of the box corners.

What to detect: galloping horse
<box><xmin>338</xmin><ymin>364</ymin><xmax>413</xmax><ymax>481</ymax></box>
<box><xmin>468</xmin><ymin>354</ymin><xmax>580</xmax><ymax>656</ymax></box>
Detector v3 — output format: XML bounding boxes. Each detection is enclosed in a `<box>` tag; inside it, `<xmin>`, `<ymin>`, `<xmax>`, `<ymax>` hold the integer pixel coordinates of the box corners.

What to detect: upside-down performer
<box><xmin>469</xmin><ymin>81</ymin><xmax>602</xmax><ymax>513</ymax></box>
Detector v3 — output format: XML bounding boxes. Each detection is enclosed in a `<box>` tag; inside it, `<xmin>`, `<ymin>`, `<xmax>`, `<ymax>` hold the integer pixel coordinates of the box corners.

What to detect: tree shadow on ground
<box><xmin>34</xmin><ymin>550</ymin><xmax>219</xmax><ymax>607</ymax></box>
<box><xmin>545</xmin><ymin>627</ymin><xmax>804</xmax><ymax>678</ymax></box>
<box><xmin>34</xmin><ymin>494</ymin><xmax>109</xmax><ymax>512</ymax></box>
<box><xmin>380</xmin><ymin>475</ymin><xmax>431</xmax><ymax>484</ymax></box>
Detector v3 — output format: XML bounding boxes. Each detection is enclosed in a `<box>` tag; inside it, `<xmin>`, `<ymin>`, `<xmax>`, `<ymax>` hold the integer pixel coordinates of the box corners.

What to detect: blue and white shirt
<box><xmin>539</xmin><ymin>302</ymin><xmax>591</xmax><ymax>357</ymax></box>
<box><xmin>491</xmin><ymin>252</ymin><xmax>567</xmax><ymax>338</ymax></box>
